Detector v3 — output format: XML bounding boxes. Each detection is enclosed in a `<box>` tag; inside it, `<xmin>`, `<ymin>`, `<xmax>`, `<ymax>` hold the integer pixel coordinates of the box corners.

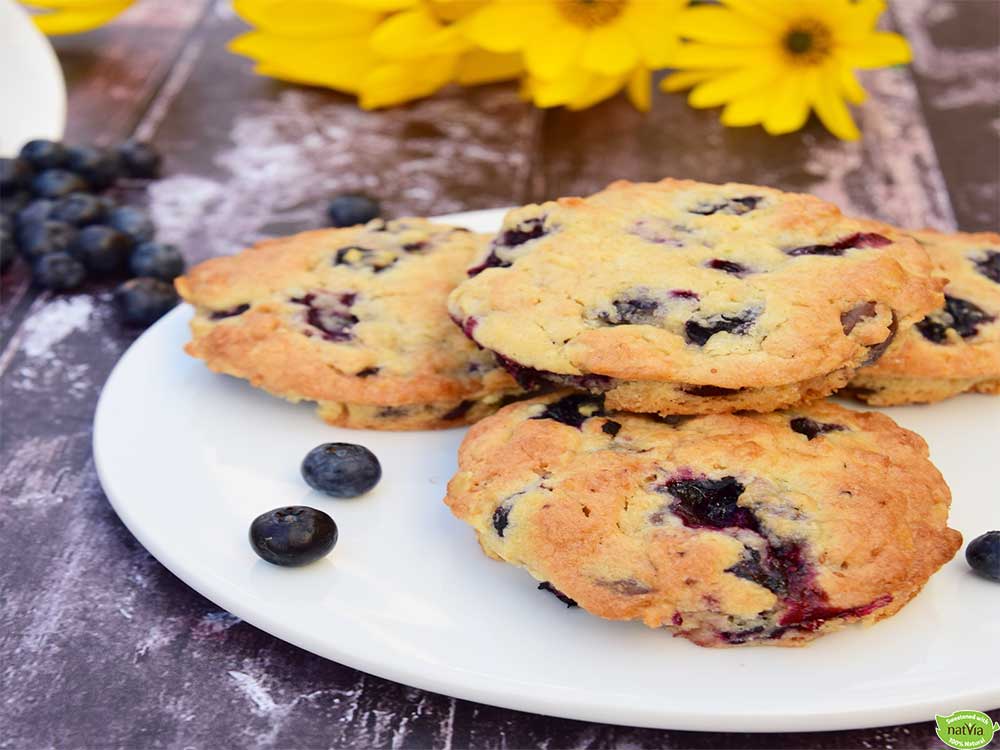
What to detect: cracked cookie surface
<box><xmin>176</xmin><ymin>219</ymin><xmax>520</xmax><ymax>430</ymax></box>
<box><xmin>445</xmin><ymin>391</ymin><xmax>960</xmax><ymax>647</ymax></box>
<box><xmin>448</xmin><ymin>179</ymin><xmax>943</xmax><ymax>415</ymax></box>
<box><xmin>848</xmin><ymin>229</ymin><xmax>1000</xmax><ymax>405</ymax></box>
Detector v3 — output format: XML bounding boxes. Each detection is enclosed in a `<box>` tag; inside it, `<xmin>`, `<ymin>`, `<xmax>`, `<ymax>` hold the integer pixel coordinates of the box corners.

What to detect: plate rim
<box><xmin>93</xmin><ymin>210</ymin><xmax>1000</xmax><ymax>732</ymax></box>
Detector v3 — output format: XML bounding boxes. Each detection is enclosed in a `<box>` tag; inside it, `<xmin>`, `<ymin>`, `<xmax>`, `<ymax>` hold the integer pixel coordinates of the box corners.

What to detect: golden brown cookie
<box><xmin>176</xmin><ymin>219</ymin><xmax>521</xmax><ymax>429</ymax></box>
<box><xmin>848</xmin><ymin>229</ymin><xmax>1000</xmax><ymax>405</ymax></box>
<box><xmin>448</xmin><ymin>178</ymin><xmax>943</xmax><ymax>415</ymax></box>
<box><xmin>445</xmin><ymin>391</ymin><xmax>961</xmax><ymax>647</ymax></box>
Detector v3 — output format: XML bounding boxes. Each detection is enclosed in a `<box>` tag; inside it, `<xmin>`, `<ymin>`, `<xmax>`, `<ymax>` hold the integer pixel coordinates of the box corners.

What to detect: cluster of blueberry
<box><xmin>1</xmin><ymin>138</ymin><xmax>181</xmax><ymax>326</ymax></box>
<box><xmin>249</xmin><ymin>443</ymin><xmax>382</xmax><ymax>566</ymax></box>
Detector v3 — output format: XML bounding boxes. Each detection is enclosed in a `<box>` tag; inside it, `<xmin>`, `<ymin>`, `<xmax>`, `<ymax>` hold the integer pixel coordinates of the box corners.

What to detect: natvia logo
<box><xmin>936</xmin><ymin>710</ymin><xmax>999</xmax><ymax>750</ymax></box>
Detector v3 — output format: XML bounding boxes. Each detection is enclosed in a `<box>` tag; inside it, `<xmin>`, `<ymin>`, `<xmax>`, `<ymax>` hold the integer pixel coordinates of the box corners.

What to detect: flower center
<box><xmin>557</xmin><ymin>0</ymin><xmax>627</xmax><ymax>28</ymax></box>
<box><xmin>783</xmin><ymin>19</ymin><xmax>833</xmax><ymax>64</ymax></box>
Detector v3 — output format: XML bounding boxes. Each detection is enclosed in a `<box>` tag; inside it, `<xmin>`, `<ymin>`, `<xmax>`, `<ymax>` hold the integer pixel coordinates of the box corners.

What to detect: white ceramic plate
<box><xmin>0</xmin><ymin>0</ymin><xmax>67</xmax><ymax>156</ymax></box>
<box><xmin>95</xmin><ymin>209</ymin><xmax>1000</xmax><ymax>732</ymax></box>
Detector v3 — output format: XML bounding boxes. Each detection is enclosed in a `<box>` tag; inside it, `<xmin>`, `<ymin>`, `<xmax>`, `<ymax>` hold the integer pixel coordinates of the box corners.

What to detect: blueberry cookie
<box><xmin>848</xmin><ymin>229</ymin><xmax>1000</xmax><ymax>405</ymax></box>
<box><xmin>445</xmin><ymin>391</ymin><xmax>961</xmax><ymax>647</ymax></box>
<box><xmin>448</xmin><ymin>179</ymin><xmax>943</xmax><ymax>415</ymax></box>
<box><xmin>176</xmin><ymin>219</ymin><xmax>521</xmax><ymax>430</ymax></box>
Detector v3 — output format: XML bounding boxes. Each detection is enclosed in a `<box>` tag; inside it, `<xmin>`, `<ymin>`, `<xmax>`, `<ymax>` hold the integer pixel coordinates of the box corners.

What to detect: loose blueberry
<box><xmin>65</xmin><ymin>145</ymin><xmax>122</xmax><ymax>189</ymax></box>
<box><xmin>1</xmin><ymin>218</ymin><xmax>16</xmax><ymax>273</ymax></box>
<box><xmin>116</xmin><ymin>140</ymin><xmax>162</xmax><ymax>179</ymax></box>
<box><xmin>0</xmin><ymin>157</ymin><xmax>34</xmax><ymax>197</ymax></box>
<box><xmin>532</xmin><ymin>393</ymin><xmax>605</xmax><ymax>428</ymax></box>
<box><xmin>249</xmin><ymin>506</ymin><xmax>338</xmax><ymax>567</ymax></box>
<box><xmin>974</xmin><ymin>250</ymin><xmax>1000</xmax><ymax>284</ymax></box>
<box><xmin>965</xmin><ymin>531</ymin><xmax>1000</xmax><ymax>582</ymax></box>
<box><xmin>915</xmin><ymin>295</ymin><xmax>995</xmax><ymax>343</ymax></box>
<box><xmin>16</xmin><ymin>198</ymin><xmax>56</xmax><ymax>231</ymax></box>
<box><xmin>19</xmin><ymin>139</ymin><xmax>67</xmax><ymax>169</ymax></box>
<box><xmin>790</xmin><ymin>417</ymin><xmax>845</xmax><ymax>440</ymax></box>
<box><xmin>72</xmin><ymin>225</ymin><xmax>133</xmax><ymax>274</ymax></box>
<box><xmin>18</xmin><ymin>220</ymin><xmax>78</xmax><ymax>261</ymax></box>
<box><xmin>116</xmin><ymin>277</ymin><xmax>178</xmax><ymax>326</ymax></box>
<box><xmin>684</xmin><ymin>309</ymin><xmax>758</xmax><ymax>346</ymax></box>
<box><xmin>32</xmin><ymin>252</ymin><xmax>86</xmax><ymax>290</ymax></box>
<box><xmin>2</xmin><ymin>190</ymin><xmax>31</xmax><ymax>217</ymax></box>
<box><xmin>105</xmin><ymin>205</ymin><xmax>155</xmax><ymax>243</ymax></box>
<box><xmin>129</xmin><ymin>241</ymin><xmax>185</xmax><ymax>280</ymax></box>
<box><xmin>785</xmin><ymin>232</ymin><xmax>891</xmax><ymax>257</ymax></box>
<box><xmin>32</xmin><ymin>169</ymin><xmax>89</xmax><ymax>199</ymax></box>
<box><xmin>50</xmin><ymin>192</ymin><xmax>106</xmax><ymax>227</ymax></box>
<box><xmin>538</xmin><ymin>581</ymin><xmax>578</xmax><ymax>607</ymax></box>
<box><xmin>327</xmin><ymin>194</ymin><xmax>381</xmax><ymax>227</ymax></box>
<box><xmin>301</xmin><ymin>442</ymin><xmax>381</xmax><ymax>498</ymax></box>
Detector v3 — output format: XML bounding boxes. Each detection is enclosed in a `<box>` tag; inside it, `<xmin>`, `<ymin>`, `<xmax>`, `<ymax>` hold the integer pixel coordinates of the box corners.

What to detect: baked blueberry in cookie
<box><xmin>176</xmin><ymin>219</ymin><xmax>522</xmax><ymax>430</ymax></box>
<box><xmin>450</xmin><ymin>179</ymin><xmax>942</xmax><ymax>416</ymax></box>
<box><xmin>848</xmin><ymin>229</ymin><xmax>1000</xmax><ymax>405</ymax></box>
<box><xmin>445</xmin><ymin>392</ymin><xmax>961</xmax><ymax>647</ymax></box>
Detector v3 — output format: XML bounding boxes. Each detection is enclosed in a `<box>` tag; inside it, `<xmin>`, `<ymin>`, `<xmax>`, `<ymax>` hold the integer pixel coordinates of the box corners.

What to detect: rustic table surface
<box><xmin>2</xmin><ymin>1</ymin><xmax>998</xmax><ymax>748</ymax></box>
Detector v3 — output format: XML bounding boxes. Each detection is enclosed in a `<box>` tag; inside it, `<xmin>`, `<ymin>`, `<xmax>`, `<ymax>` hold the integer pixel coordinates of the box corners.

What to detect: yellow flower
<box><xmin>461</xmin><ymin>0</ymin><xmax>684</xmax><ymax>109</ymax></box>
<box><xmin>229</xmin><ymin>0</ymin><xmax>521</xmax><ymax>109</ymax></box>
<box><xmin>662</xmin><ymin>0</ymin><xmax>911</xmax><ymax>140</ymax></box>
<box><xmin>20</xmin><ymin>0</ymin><xmax>134</xmax><ymax>35</ymax></box>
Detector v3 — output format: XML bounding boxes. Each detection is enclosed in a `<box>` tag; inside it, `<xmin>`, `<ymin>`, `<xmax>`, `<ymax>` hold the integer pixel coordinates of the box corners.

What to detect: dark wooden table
<box><xmin>3</xmin><ymin>1</ymin><xmax>998</xmax><ymax>748</ymax></box>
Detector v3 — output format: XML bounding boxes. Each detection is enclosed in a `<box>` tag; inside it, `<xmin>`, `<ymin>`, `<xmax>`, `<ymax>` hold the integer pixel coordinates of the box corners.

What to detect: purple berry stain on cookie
<box><xmin>538</xmin><ymin>582</ymin><xmax>578</xmax><ymax>608</ymax></box>
<box><xmin>915</xmin><ymin>295</ymin><xmax>995</xmax><ymax>343</ymax></box>
<box><xmin>334</xmin><ymin>245</ymin><xmax>396</xmax><ymax>273</ymax></box>
<box><xmin>468</xmin><ymin>216</ymin><xmax>548</xmax><ymax>275</ymax></box>
<box><xmin>705</xmin><ymin>259</ymin><xmax>750</xmax><ymax>276</ymax></box>
<box><xmin>602</xmin><ymin>420</ymin><xmax>622</xmax><ymax>436</ymax></box>
<box><xmin>291</xmin><ymin>292</ymin><xmax>359</xmax><ymax>342</ymax></box>
<box><xmin>680</xmin><ymin>384</ymin><xmax>743</xmax><ymax>397</ymax></box>
<box><xmin>662</xmin><ymin>476</ymin><xmax>759</xmax><ymax>531</ymax></box>
<box><xmin>785</xmin><ymin>232</ymin><xmax>891</xmax><ymax>257</ymax></box>
<box><xmin>532</xmin><ymin>393</ymin><xmax>605</xmax><ymax>428</ymax></box>
<box><xmin>494</xmin><ymin>353</ymin><xmax>612</xmax><ymax>392</ymax></box>
<box><xmin>630</xmin><ymin>217</ymin><xmax>685</xmax><ymax>246</ymax></box>
<box><xmin>790</xmin><ymin>417</ymin><xmax>845</xmax><ymax>440</ymax></box>
<box><xmin>684</xmin><ymin>308</ymin><xmax>758</xmax><ymax>346</ymax></box>
<box><xmin>209</xmin><ymin>303</ymin><xmax>250</xmax><ymax>320</ymax></box>
<box><xmin>492</xmin><ymin>503</ymin><xmax>511</xmax><ymax>537</ymax></box>
<box><xmin>689</xmin><ymin>196</ymin><xmax>761</xmax><ymax>216</ymax></box>
<box><xmin>356</xmin><ymin>367</ymin><xmax>379</xmax><ymax>377</ymax></box>
<box><xmin>974</xmin><ymin>250</ymin><xmax>1000</xmax><ymax>283</ymax></box>
<box><xmin>840</xmin><ymin>301</ymin><xmax>877</xmax><ymax>334</ymax></box>
<box><xmin>442</xmin><ymin>400</ymin><xmax>474</xmax><ymax>421</ymax></box>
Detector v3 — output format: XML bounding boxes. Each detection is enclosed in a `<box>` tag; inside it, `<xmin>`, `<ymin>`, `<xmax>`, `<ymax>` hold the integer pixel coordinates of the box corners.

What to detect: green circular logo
<box><xmin>936</xmin><ymin>711</ymin><xmax>1000</xmax><ymax>750</ymax></box>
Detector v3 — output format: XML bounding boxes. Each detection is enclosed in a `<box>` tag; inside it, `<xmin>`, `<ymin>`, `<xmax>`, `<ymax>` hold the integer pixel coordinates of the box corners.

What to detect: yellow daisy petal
<box><xmin>720</xmin><ymin>90</ymin><xmax>770</xmax><ymax>127</ymax></box>
<box><xmin>230</xmin><ymin>32</ymin><xmax>378</xmax><ymax>91</ymax></box>
<box><xmin>837</xmin><ymin>65</ymin><xmax>867</xmax><ymax>104</ymax></box>
<box><xmin>763</xmin><ymin>70</ymin><xmax>811</xmax><ymax>135</ymax></box>
<box><xmin>336</xmin><ymin>0</ymin><xmax>415</xmax><ymax>10</ymax></box>
<box><xmin>687</xmin><ymin>65</ymin><xmax>779</xmax><ymax>109</ymax></box>
<box><xmin>842</xmin><ymin>32</ymin><xmax>912</xmax><ymax>68</ymax></box>
<box><xmin>460</xmin><ymin>2</ymin><xmax>554</xmax><ymax>53</ymax></box>
<box><xmin>232</xmin><ymin>0</ymin><xmax>381</xmax><ymax>37</ymax></box>
<box><xmin>455</xmin><ymin>49</ymin><xmax>522</xmax><ymax>86</ymax></box>
<box><xmin>568</xmin><ymin>73</ymin><xmax>628</xmax><ymax>111</ymax></box>
<box><xmin>623</xmin><ymin>0</ymin><xmax>685</xmax><ymax>68</ymax></box>
<box><xmin>579</xmin><ymin>23</ymin><xmax>638</xmax><ymax>77</ymax></box>
<box><xmin>673</xmin><ymin>43</ymin><xmax>766</xmax><ymax>69</ymax></box>
<box><xmin>626</xmin><ymin>67</ymin><xmax>652</xmax><ymax>112</ymax></box>
<box><xmin>717</xmin><ymin>0</ymin><xmax>788</xmax><ymax>30</ymax></box>
<box><xmin>811</xmin><ymin>68</ymin><xmax>860</xmax><ymax>140</ymax></box>
<box><xmin>660</xmin><ymin>70</ymin><xmax>718</xmax><ymax>93</ymax></box>
<box><xmin>524</xmin><ymin>23</ymin><xmax>585</xmax><ymax>80</ymax></box>
<box><xmin>526</xmin><ymin>72</ymin><xmax>592</xmax><ymax>109</ymax></box>
<box><xmin>27</xmin><ymin>1</ymin><xmax>132</xmax><ymax>35</ymax></box>
<box><xmin>675</xmin><ymin>6</ymin><xmax>772</xmax><ymax>45</ymax></box>
<box><xmin>359</xmin><ymin>56</ymin><xmax>456</xmax><ymax>109</ymax></box>
<box><xmin>370</xmin><ymin>7</ymin><xmax>467</xmax><ymax>59</ymax></box>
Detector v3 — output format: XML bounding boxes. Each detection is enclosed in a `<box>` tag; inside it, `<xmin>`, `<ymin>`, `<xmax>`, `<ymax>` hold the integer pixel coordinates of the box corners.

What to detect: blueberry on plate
<box><xmin>327</xmin><ymin>194</ymin><xmax>381</xmax><ymax>228</ymax></box>
<box><xmin>65</xmin><ymin>145</ymin><xmax>122</xmax><ymax>190</ymax></box>
<box><xmin>2</xmin><ymin>190</ymin><xmax>31</xmax><ymax>217</ymax></box>
<box><xmin>105</xmin><ymin>205</ymin><xmax>155</xmax><ymax>243</ymax></box>
<box><xmin>72</xmin><ymin>225</ymin><xmax>133</xmax><ymax>274</ymax></box>
<box><xmin>129</xmin><ymin>241</ymin><xmax>185</xmax><ymax>281</ymax></box>
<box><xmin>16</xmin><ymin>198</ymin><xmax>56</xmax><ymax>231</ymax></box>
<box><xmin>32</xmin><ymin>252</ymin><xmax>87</xmax><ymax>290</ymax></box>
<box><xmin>32</xmin><ymin>169</ymin><xmax>89</xmax><ymax>199</ymax></box>
<box><xmin>51</xmin><ymin>192</ymin><xmax>106</xmax><ymax>227</ymax></box>
<box><xmin>966</xmin><ymin>531</ymin><xmax>1000</xmax><ymax>582</ymax></box>
<box><xmin>116</xmin><ymin>140</ymin><xmax>162</xmax><ymax>179</ymax></box>
<box><xmin>115</xmin><ymin>277</ymin><xmax>178</xmax><ymax>326</ymax></box>
<box><xmin>18</xmin><ymin>220</ymin><xmax>78</xmax><ymax>261</ymax></box>
<box><xmin>1</xmin><ymin>217</ymin><xmax>15</xmax><ymax>273</ymax></box>
<box><xmin>19</xmin><ymin>139</ymin><xmax>67</xmax><ymax>170</ymax></box>
<box><xmin>301</xmin><ymin>442</ymin><xmax>382</xmax><ymax>498</ymax></box>
<box><xmin>1</xmin><ymin>157</ymin><xmax>34</xmax><ymax>197</ymax></box>
<box><xmin>249</xmin><ymin>506</ymin><xmax>338</xmax><ymax>567</ymax></box>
